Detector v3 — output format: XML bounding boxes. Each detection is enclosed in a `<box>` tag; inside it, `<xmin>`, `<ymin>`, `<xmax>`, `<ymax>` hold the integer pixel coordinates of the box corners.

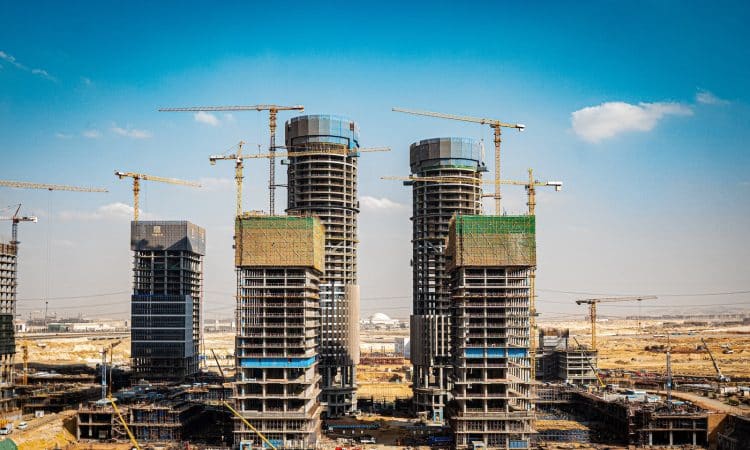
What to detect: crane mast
<box><xmin>393</xmin><ymin>107</ymin><xmax>525</xmax><ymax>214</ymax></box>
<box><xmin>159</xmin><ymin>103</ymin><xmax>304</xmax><ymax>215</ymax></box>
<box><xmin>576</xmin><ymin>296</ymin><xmax>658</xmax><ymax>350</ymax></box>
<box><xmin>114</xmin><ymin>171</ymin><xmax>201</xmax><ymax>221</ymax></box>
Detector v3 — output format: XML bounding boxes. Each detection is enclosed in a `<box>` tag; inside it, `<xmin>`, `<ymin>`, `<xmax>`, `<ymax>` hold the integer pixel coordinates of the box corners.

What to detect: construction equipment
<box><xmin>666</xmin><ymin>333</ymin><xmax>672</xmax><ymax>407</ymax></box>
<box><xmin>575</xmin><ymin>296</ymin><xmax>658</xmax><ymax>350</ymax></box>
<box><xmin>209</xmin><ymin>141</ymin><xmax>246</xmax><ymax>217</ymax></box>
<box><xmin>393</xmin><ymin>107</ymin><xmax>525</xmax><ymax>214</ymax></box>
<box><xmin>701</xmin><ymin>337</ymin><xmax>730</xmax><ymax>382</ymax></box>
<box><xmin>160</xmin><ymin>103</ymin><xmax>305</xmax><ymax>215</ymax></box>
<box><xmin>114</xmin><ymin>171</ymin><xmax>201</xmax><ymax>221</ymax></box>
<box><xmin>107</xmin><ymin>340</ymin><xmax>122</xmax><ymax>397</ymax></box>
<box><xmin>0</xmin><ymin>180</ymin><xmax>108</xmax><ymax>193</ymax></box>
<box><xmin>382</xmin><ymin>168</ymin><xmax>562</xmax><ymax>215</ymax></box>
<box><xmin>0</xmin><ymin>204</ymin><xmax>37</xmax><ymax>245</ymax></box>
<box><xmin>244</xmin><ymin>146</ymin><xmax>390</xmax><ymax>159</ymax></box>
<box><xmin>210</xmin><ymin>348</ymin><xmax>226</xmax><ymax>381</ymax></box>
<box><xmin>108</xmin><ymin>396</ymin><xmax>141</xmax><ymax>450</ymax></box>
<box><xmin>572</xmin><ymin>336</ymin><xmax>606</xmax><ymax>388</ymax></box>
<box><xmin>20</xmin><ymin>341</ymin><xmax>29</xmax><ymax>385</ymax></box>
<box><xmin>223</xmin><ymin>400</ymin><xmax>277</xmax><ymax>450</ymax></box>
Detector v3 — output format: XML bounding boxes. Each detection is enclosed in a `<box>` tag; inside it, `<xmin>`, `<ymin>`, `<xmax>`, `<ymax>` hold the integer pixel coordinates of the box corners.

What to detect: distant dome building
<box><xmin>367</xmin><ymin>313</ymin><xmax>400</xmax><ymax>326</ymax></box>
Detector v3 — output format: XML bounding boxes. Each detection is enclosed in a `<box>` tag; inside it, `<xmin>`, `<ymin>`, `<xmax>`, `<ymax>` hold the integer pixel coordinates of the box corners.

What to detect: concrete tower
<box><xmin>0</xmin><ymin>241</ymin><xmax>16</xmax><ymax>413</ymax></box>
<box><xmin>408</xmin><ymin>137</ymin><xmax>485</xmax><ymax>423</ymax></box>
<box><xmin>233</xmin><ymin>214</ymin><xmax>324</xmax><ymax>448</ymax></box>
<box><xmin>130</xmin><ymin>221</ymin><xmax>205</xmax><ymax>381</ymax></box>
<box><xmin>285</xmin><ymin>115</ymin><xmax>360</xmax><ymax>417</ymax></box>
<box><xmin>446</xmin><ymin>215</ymin><xmax>534</xmax><ymax>449</ymax></box>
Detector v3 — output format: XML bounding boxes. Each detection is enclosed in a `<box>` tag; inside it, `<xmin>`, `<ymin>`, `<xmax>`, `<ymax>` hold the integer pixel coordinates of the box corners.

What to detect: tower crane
<box><xmin>0</xmin><ymin>205</ymin><xmax>37</xmax><ymax>245</ymax></box>
<box><xmin>114</xmin><ymin>171</ymin><xmax>201</xmax><ymax>221</ymax></box>
<box><xmin>575</xmin><ymin>296</ymin><xmax>658</xmax><ymax>350</ymax></box>
<box><xmin>381</xmin><ymin>168</ymin><xmax>561</xmax><ymax>215</ymax></box>
<box><xmin>160</xmin><ymin>103</ymin><xmax>305</xmax><ymax>215</ymax></box>
<box><xmin>393</xmin><ymin>107</ymin><xmax>525</xmax><ymax>214</ymax></box>
<box><xmin>700</xmin><ymin>337</ymin><xmax>729</xmax><ymax>382</ymax></box>
<box><xmin>209</xmin><ymin>141</ymin><xmax>246</xmax><ymax>218</ymax></box>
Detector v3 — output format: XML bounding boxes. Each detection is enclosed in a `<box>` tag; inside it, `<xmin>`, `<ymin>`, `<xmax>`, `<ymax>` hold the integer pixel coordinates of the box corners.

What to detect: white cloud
<box><xmin>82</xmin><ymin>129</ymin><xmax>101</xmax><ymax>139</ymax></box>
<box><xmin>81</xmin><ymin>76</ymin><xmax>92</xmax><ymax>86</ymax></box>
<box><xmin>696</xmin><ymin>89</ymin><xmax>729</xmax><ymax>105</ymax></box>
<box><xmin>224</xmin><ymin>113</ymin><xmax>236</xmax><ymax>123</ymax></box>
<box><xmin>198</xmin><ymin>177</ymin><xmax>234</xmax><ymax>192</ymax></box>
<box><xmin>194</xmin><ymin>111</ymin><xmax>220</xmax><ymax>126</ymax></box>
<box><xmin>571</xmin><ymin>101</ymin><xmax>693</xmax><ymax>143</ymax></box>
<box><xmin>111</xmin><ymin>124</ymin><xmax>152</xmax><ymax>139</ymax></box>
<box><xmin>55</xmin><ymin>132</ymin><xmax>73</xmax><ymax>139</ymax></box>
<box><xmin>360</xmin><ymin>196</ymin><xmax>407</xmax><ymax>211</ymax></box>
<box><xmin>58</xmin><ymin>202</ymin><xmax>154</xmax><ymax>221</ymax></box>
<box><xmin>0</xmin><ymin>50</ymin><xmax>56</xmax><ymax>81</ymax></box>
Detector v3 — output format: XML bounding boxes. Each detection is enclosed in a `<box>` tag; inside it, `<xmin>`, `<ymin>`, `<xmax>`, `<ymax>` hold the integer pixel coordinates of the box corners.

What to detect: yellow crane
<box><xmin>114</xmin><ymin>171</ymin><xmax>201</xmax><ymax>221</ymax></box>
<box><xmin>108</xmin><ymin>396</ymin><xmax>141</xmax><ymax>450</ymax></box>
<box><xmin>575</xmin><ymin>296</ymin><xmax>658</xmax><ymax>350</ymax></box>
<box><xmin>223</xmin><ymin>401</ymin><xmax>277</xmax><ymax>450</ymax></box>
<box><xmin>392</xmin><ymin>107</ymin><xmax>525</xmax><ymax>214</ymax></box>
<box><xmin>382</xmin><ymin>168</ymin><xmax>561</xmax><ymax>215</ymax></box>
<box><xmin>0</xmin><ymin>204</ymin><xmax>37</xmax><ymax>245</ymax></box>
<box><xmin>209</xmin><ymin>141</ymin><xmax>247</xmax><ymax>218</ymax></box>
<box><xmin>160</xmin><ymin>103</ymin><xmax>305</xmax><ymax>215</ymax></box>
<box><xmin>0</xmin><ymin>180</ymin><xmax>108</xmax><ymax>193</ymax></box>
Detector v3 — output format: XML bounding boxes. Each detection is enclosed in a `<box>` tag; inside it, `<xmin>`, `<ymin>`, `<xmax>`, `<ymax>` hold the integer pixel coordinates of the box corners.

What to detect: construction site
<box><xmin>0</xmin><ymin>103</ymin><xmax>747</xmax><ymax>450</ymax></box>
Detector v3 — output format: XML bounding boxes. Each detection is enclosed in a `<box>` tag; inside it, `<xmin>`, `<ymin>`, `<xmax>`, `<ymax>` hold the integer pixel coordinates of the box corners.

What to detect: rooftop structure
<box><xmin>130</xmin><ymin>221</ymin><xmax>205</xmax><ymax>381</ymax></box>
<box><xmin>233</xmin><ymin>214</ymin><xmax>324</xmax><ymax>448</ymax></box>
<box><xmin>0</xmin><ymin>242</ymin><xmax>16</xmax><ymax>413</ymax></box>
<box><xmin>447</xmin><ymin>215</ymin><xmax>535</xmax><ymax>449</ymax></box>
<box><xmin>408</xmin><ymin>137</ymin><xmax>485</xmax><ymax>423</ymax></box>
<box><xmin>285</xmin><ymin>114</ymin><xmax>361</xmax><ymax>417</ymax></box>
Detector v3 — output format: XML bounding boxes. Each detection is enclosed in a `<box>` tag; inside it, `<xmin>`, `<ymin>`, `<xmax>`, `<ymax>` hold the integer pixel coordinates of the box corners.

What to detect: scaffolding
<box><xmin>235</xmin><ymin>214</ymin><xmax>324</xmax><ymax>271</ymax></box>
<box><xmin>409</xmin><ymin>137</ymin><xmax>485</xmax><ymax>424</ymax></box>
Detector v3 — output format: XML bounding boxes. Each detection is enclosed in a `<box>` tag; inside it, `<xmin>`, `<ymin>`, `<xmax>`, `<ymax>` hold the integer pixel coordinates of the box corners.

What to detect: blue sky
<box><xmin>1</xmin><ymin>1</ymin><xmax>749</xmax><ymax>322</ymax></box>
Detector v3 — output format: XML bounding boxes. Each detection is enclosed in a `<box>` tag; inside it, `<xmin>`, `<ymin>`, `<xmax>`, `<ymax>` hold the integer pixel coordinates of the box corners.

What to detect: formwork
<box><xmin>285</xmin><ymin>114</ymin><xmax>360</xmax><ymax>418</ymax></box>
<box><xmin>533</xmin><ymin>420</ymin><xmax>590</xmax><ymax>443</ymax></box>
<box><xmin>446</xmin><ymin>215</ymin><xmax>534</xmax><ymax>450</ymax></box>
<box><xmin>409</xmin><ymin>137</ymin><xmax>485</xmax><ymax>424</ymax></box>
<box><xmin>130</xmin><ymin>221</ymin><xmax>205</xmax><ymax>382</ymax></box>
<box><xmin>234</xmin><ymin>214</ymin><xmax>324</xmax><ymax>449</ymax></box>
<box><xmin>0</xmin><ymin>242</ymin><xmax>16</xmax><ymax>414</ymax></box>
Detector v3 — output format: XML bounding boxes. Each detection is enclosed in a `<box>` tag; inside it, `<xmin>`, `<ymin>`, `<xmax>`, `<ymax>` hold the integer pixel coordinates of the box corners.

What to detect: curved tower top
<box><xmin>286</xmin><ymin>114</ymin><xmax>360</xmax><ymax>149</ymax></box>
<box><xmin>409</xmin><ymin>137</ymin><xmax>485</xmax><ymax>173</ymax></box>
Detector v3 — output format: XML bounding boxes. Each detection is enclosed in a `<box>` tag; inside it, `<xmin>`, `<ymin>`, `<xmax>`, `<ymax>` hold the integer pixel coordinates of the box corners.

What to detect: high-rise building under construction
<box><xmin>285</xmin><ymin>115</ymin><xmax>360</xmax><ymax>417</ymax></box>
<box><xmin>233</xmin><ymin>214</ymin><xmax>323</xmax><ymax>448</ymax></box>
<box><xmin>446</xmin><ymin>215</ymin><xmax>534</xmax><ymax>449</ymax></box>
<box><xmin>408</xmin><ymin>138</ymin><xmax>485</xmax><ymax>423</ymax></box>
<box><xmin>0</xmin><ymin>241</ymin><xmax>16</xmax><ymax>413</ymax></box>
<box><xmin>130</xmin><ymin>221</ymin><xmax>205</xmax><ymax>381</ymax></box>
